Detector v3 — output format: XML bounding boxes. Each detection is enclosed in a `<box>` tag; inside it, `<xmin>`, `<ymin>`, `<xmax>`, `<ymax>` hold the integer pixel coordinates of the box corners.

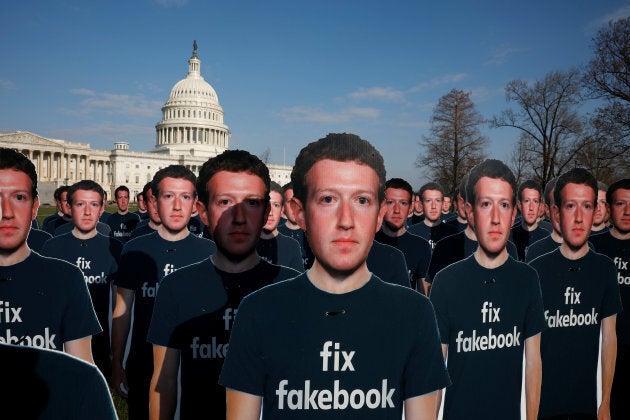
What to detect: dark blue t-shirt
<box><xmin>26</xmin><ymin>228</ymin><xmax>52</xmax><ymax>253</ymax></box>
<box><xmin>106</xmin><ymin>212</ymin><xmax>141</xmax><ymax>243</ymax></box>
<box><xmin>589</xmin><ymin>231</ymin><xmax>630</xmax><ymax>345</ymax></box>
<box><xmin>509</xmin><ymin>223</ymin><xmax>551</xmax><ymax>261</ymax></box>
<box><xmin>277</xmin><ymin>224</ymin><xmax>315</xmax><ymax>269</ymax></box>
<box><xmin>530</xmin><ymin>249</ymin><xmax>622</xmax><ymax>416</ymax></box>
<box><xmin>257</xmin><ymin>233</ymin><xmax>304</xmax><ymax>272</ymax></box>
<box><xmin>115</xmin><ymin>232</ymin><xmax>216</xmax><ymax>371</ymax></box>
<box><xmin>148</xmin><ymin>259</ymin><xmax>300</xmax><ymax>418</ymax></box>
<box><xmin>40</xmin><ymin>232</ymin><xmax>122</xmax><ymax>366</ymax></box>
<box><xmin>408</xmin><ymin>221</ymin><xmax>458</xmax><ymax>249</ymax></box>
<box><xmin>430</xmin><ymin>255</ymin><xmax>546</xmax><ymax>419</ymax></box>
<box><xmin>374</xmin><ymin>229</ymin><xmax>431</xmax><ymax>291</ymax></box>
<box><xmin>366</xmin><ymin>241</ymin><xmax>410</xmax><ymax>289</ymax></box>
<box><xmin>0</xmin><ymin>252</ymin><xmax>101</xmax><ymax>351</ymax></box>
<box><xmin>220</xmin><ymin>273</ymin><xmax>450</xmax><ymax>419</ymax></box>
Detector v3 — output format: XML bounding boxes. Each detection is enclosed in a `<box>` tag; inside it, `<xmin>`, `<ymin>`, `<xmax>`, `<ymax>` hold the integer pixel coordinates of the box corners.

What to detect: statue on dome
<box><xmin>192</xmin><ymin>40</ymin><xmax>198</xmax><ymax>58</ymax></box>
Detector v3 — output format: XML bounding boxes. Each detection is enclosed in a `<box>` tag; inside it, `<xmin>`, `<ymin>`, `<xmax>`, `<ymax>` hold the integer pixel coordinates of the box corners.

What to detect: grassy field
<box><xmin>36</xmin><ymin>204</ymin><xmax>138</xmax><ymax>227</ymax></box>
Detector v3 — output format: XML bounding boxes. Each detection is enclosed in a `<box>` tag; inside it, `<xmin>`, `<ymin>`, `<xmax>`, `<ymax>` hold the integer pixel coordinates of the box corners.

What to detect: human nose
<box><xmin>393</xmin><ymin>201</ymin><xmax>400</xmax><ymax>214</ymax></box>
<box><xmin>338</xmin><ymin>198</ymin><xmax>353</xmax><ymax>229</ymax></box>
<box><xmin>233</xmin><ymin>202</ymin><xmax>246</xmax><ymax>224</ymax></box>
<box><xmin>490</xmin><ymin>203</ymin><xmax>500</xmax><ymax>224</ymax></box>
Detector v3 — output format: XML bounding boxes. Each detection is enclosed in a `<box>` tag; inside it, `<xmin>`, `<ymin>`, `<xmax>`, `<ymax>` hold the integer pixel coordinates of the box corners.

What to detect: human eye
<box><xmin>480</xmin><ymin>200</ymin><xmax>490</xmax><ymax>208</ymax></box>
<box><xmin>15</xmin><ymin>193</ymin><xmax>28</xmax><ymax>202</ymax></box>
<box><xmin>217</xmin><ymin>198</ymin><xmax>230</xmax><ymax>207</ymax></box>
<box><xmin>320</xmin><ymin>195</ymin><xmax>334</xmax><ymax>204</ymax></box>
<box><xmin>385</xmin><ymin>200</ymin><xmax>394</xmax><ymax>206</ymax></box>
<box><xmin>401</xmin><ymin>201</ymin><xmax>409</xmax><ymax>207</ymax></box>
<box><xmin>500</xmin><ymin>201</ymin><xmax>511</xmax><ymax>209</ymax></box>
<box><xmin>247</xmin><ymin>198</ymin><xmax>262</xmax><ymax>207</ymax></box>
<box><xmin>90</xmin><ymin>202</ymin><xmax>101</xmax><ymax>209</ymax></box>
<box><xmin>357</xmin><ymin>196</ymin><xmax>370</xmax><ymax>205</ymax></box>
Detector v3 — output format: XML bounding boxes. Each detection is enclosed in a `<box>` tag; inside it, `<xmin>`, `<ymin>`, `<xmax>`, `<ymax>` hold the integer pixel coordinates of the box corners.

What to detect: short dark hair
<box><xmin>606</xmin><ymin>178</ymin><xmax>630</xmax><ymax>205</ymax></box>
<box><xmin>544</xmin><ymin>177</ymin><xmax>558</xmax><ymax>205</ymax></box>
<box><xmin>385</xmin><ymin>178</ymin><xmax>413</xmax><ymax>200</ymax></box>
<box><xmin>281</xmin><ymin>182</ymin><xmax>293</xmax><ymax>193</ymax></box>
<box><xmin>141</xmin><ymin>182</ymin><xmax>152</xmax><ymax>200</ymax></box>
<box><xmin>269</xmin><ymin>181</ymin><xmax>284</xmax><ymax>204</ymax></box>
<box><xmin>518</xmin><ymin>180</ymin><xmax>542</xmax><ymax>201</ymax></box>
<box><xmin>0</xmin><ymin>148</ymin><xmax>38</xmax><ymax>198</ymax></box>
<box><xmin>114</xmin><ymin>185</ymin><xmax>130</xmax><ymax>199</ymax></box>
<box><xmin>419</xmin><ymin>182</ymin><xmax>443</xmax><ymax>200</ymax></box>
<box><xmin>458</xmin><ymin>175</ymin><xmax>468</xmax><ymax>202</ymax></box>
<box><xmin>67</xmin><ymin>180</ymin><xmax>105</xmax><ymax>205</ymax></box>
<box><xmin>152</xmin><ymin>165</ymin><xmax>197</xmax><ymax>198</ymax></box>
<box><xmin>553</xmin><ymin>168</ymin><xmax>597</xmax><ymax>207</ymax></box>
<box><xmin>466</xmin><ymin>159</ymin><xmax>517</xmax><ymax>206</ymax></box>
<box><xmin>291</xmin><ymin>133</ymin><xmax>386</xmax><ymax>204</ymax></box>
<box><xmin>597</xmin><ymin>181</ymin><xmax>608</xmax><ymax>194</ymax></box>
<box><xmin>196</xmin><ymin>150</ymin><xmax>270</xmax><ymax>206</ymax></box>
<box><xmin>54</xmin><ymin>185</ymin><xmax>69</xmax><ymax>201</ymax></box>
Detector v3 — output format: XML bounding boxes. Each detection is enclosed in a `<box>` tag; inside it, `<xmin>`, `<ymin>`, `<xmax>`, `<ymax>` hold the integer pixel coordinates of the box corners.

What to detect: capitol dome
<box><xmin>154</xmin><ymin>41</ymin><xmax>229</xmax><ymax>159</ymax></box>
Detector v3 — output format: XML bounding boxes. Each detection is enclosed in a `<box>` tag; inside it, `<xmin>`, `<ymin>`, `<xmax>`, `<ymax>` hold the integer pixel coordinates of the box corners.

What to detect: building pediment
<box><xmin>0</xmin><ymin>131</ymin><xmax>66</xmax><ymax>148</ymax></box>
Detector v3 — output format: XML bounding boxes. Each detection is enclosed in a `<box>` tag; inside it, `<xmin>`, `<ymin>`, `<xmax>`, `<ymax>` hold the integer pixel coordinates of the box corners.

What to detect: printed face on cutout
<box><xmin>146</xmin><ymin>188</ymin><xmax>161</xmax><ymax>224</ymax></box>
<box><xmin>383</xmin><ymin>187</ymin><xmax>411</xmax><ymax>232</ymax></box>
<box><xmin>283</xmin><ymin>188</ymin><xmax>296</xmax><ymax>224</ymax></box>
<box><xmin>292</xmin><ymin>159</ymin><xmax>385</xmax><ymax>276</ymax></box>
<box><xmin>442</xmin><ymin>196</ymin><xmax>452</xmax><ymax>213</ymax></box>
<box><xmin>199</xmin><ymin>171</ymin><xmax>268</xmax><ymax>259</ymax></box>
<box><xmin>71</xmin><ymin>189</ymin><xmax>103</xmax><ymax>234</ymax></box>
<box><xmin>0</xmin><ymin>169</ymin><xmax>39</xmax><ymax>253</ymax></box>
<box><xmin>156</xmin><ymin>177</ymin><xmax>196</xmax><ymax>234</ymax></box>
<box><xmin>467</xmin><ymin>176</ymin><xmax>516</xmax><ymax>258</ymax></box>
<box><xmin>263</xmin><ymin>191</ymin><xmax>283</xmax><ymax>233</ymax></box>
<box><xmin>422</xmin><ymin>189</ymin><xmax>443</xmax><ymax>223</ymax></box>
<box><xmin>610</xmin><ymin>188</ymin><xmax>630</xmax><ymax>234</ymax></box>
<box><xmin>115</xmin><ymin>190</ymin><xmax>130</xmax><ymax>213</ymax></box>
<box><xmin>60</xmin><ymin>190</ymin><xmax>71</xmax><ymax>217</ymax></box>
<box><xmin>554</xmin><ymin>183</ymin><xmax>595</xmax><ymax>251</ymax></box>
<box><xmin>137</xmin><ymin>194</ymin><xmax>147</xmax><ymax>212</ymax></box>
<box><xmin>593</xmin><ymin>190</ymin><xmax>608</xmax><ymax>226</ymax></box>
<box><xmin>518</xmin><ymin>188</ymin><xmax>541</xmax><ymax>226</ymax></box>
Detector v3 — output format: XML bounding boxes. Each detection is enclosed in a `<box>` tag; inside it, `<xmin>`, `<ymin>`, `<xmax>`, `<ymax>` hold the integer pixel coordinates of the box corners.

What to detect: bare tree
<box><xmin>582</xmin><ymin>17</ymin><xmax>630</xmax><ymax>168</ymax></box>
<box><xmin>508</xmin><ymin>136</ymin><xmax>534</xmax><ymax>186</ymax></box>
<box><xmin>415</xmin><ymin>89</ymin><xmax>488</xmax><ymax>197</ymax></box>
<box><xmin>491</xmin><ymin>69</ymin><xmax>587</xmax><ymax>187</ymax></box>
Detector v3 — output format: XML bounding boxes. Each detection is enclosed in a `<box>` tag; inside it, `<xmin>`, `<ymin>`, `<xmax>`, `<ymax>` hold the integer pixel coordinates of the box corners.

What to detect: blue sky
<box><xmin>1</xmin><ymin>0</ymin><xmax>628</xmax><ymax>186</ymax></box>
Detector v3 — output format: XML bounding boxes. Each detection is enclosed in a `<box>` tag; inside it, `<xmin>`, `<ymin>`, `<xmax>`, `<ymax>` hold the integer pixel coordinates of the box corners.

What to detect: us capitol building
<box><xmin>0</xmin><ymin>42</ymin><xmax>292</xmax><ymax>202</ymax></box>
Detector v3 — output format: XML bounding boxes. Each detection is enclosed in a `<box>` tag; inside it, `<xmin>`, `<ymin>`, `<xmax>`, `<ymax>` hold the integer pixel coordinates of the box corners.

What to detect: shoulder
<box><xmin>256</xmin><ymin>259</ymin><xmax>301</xmax><ymax>280</ymax></box>
<box><xmin>29</xmin><ymin>252</ymin><xmax>84</xmax><ymax>279</ymax></box>
<box><xmin>122</xmin><ymin>232</ymin><xmax>158</xmax><ymax>252</ymax></box>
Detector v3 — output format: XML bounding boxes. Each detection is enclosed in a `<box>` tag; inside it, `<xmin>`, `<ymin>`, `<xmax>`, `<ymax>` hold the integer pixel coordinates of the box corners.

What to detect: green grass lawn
<box><xmin>36</xmin><ymin>204</ymin><xmax>139</xmax><ymax>227</ymax></box>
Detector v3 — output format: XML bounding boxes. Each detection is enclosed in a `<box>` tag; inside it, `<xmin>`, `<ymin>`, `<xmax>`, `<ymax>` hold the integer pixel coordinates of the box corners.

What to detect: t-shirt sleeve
<box><xmin>219</xmin><ymin>295</ymin><xmax>265</xmax><ymax>396</ymax></box>
<box><xmin>600</xmin><ymin>257</ymin><xmax>623</xmax><ymax>319</ymax></box>
<box><xmin>523</xmin><ymin>268</ymin><xmax>546</xmax><ymax>339</ymax></box>
<box><xmin>414</xmin><ymin>240</ymin><xmax>431</xmax><ymax>281</ymax></box>
<box><xmin>114</xmin><ymin>244</ymin><xmax>150</xmax><ymax>290</ymax></box>
<box><xmin>429</xmin><ymin>273</ymin><xmax>450</xmax><ymax>345</ymax></box>
<box><xmin>393</xmin><ymin>250</ymin><xmax>411</xmax><ymax>288</ymax></box>
<box><xmin>403</xmin><ymin>297</ymin><xmax>451</xmax><ymax>399</ymax></box>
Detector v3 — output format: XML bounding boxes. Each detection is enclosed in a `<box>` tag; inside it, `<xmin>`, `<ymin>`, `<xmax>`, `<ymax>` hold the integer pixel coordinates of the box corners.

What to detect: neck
<box><xmin>211</xmin><ymin>250</ymin><xmax>260</xmax><ymax>273</ymax></box>
<box><xmin>72</xmin><ymin>227</ymin><xmax>98</xmax><ymax>240</ymax></box>
<box><xmin>381</xmin><ymin>223</ymin><xmax>405</xmax><ymax>237</ymax></box>
<box><xmin>560</xmin><ymin>242</ymin><xmax>589</xmax><ymax>260</ymax></box>
<box><xmin>464</xmin><ymin>225</ymin><xmax>477</xmax><ymax>240</ymax></box>
<box><xmin>610</xmin><ymin>227</ymin><xmax>630</xmax><ymax>240</ymax></box>
<box><xmin>157</xmin><ymin>225</ymin><xmax>189</xmax><ymax>241</ymax></box>
<box><xmin>521</xmin><ymin>220</ymin><xmax>538</xmax><ymax>231</ymax></box>
<box><xmin>0</xmin><ymin>244</ymin><xmax>31</xmax><ymax>267</ymax></box>
<box><xmin>148</xmin><ymin>220</ymin><xmax>161</xmax><ymax>230</ymax></box>
<box><xmin>424</xmin><ymin>218</ymin><xmax>441</xmax><ymax>227</ymax></box>
<box><xmin>474</xmin><ymin>247</ymin><xmax>509</xmax><ymax>269</ymax></box>
<box><xmin>260</xmin><ymin>229</ymin><xmax>278</xmax><ymax>240</ymax></box>
<box><xmin>118</xmin><ymin>210</ymin><xmax>129</xmax><ymax>215</ymax></box>
<box><xmin>307</xmin><ymin>260</ymin><xmax>371</xmax><ymax>294</ymax></box>
<box><xmin>457</xmin><ymin>216</ymin><xmax>467</xmax><ymax>224</ymax></box>
<box><xmin>590</xmin><ymin>223</ymin><xmax>606</xmax><ymax>232</ymax></box>
<box><xmin>551</xmin><ymin>230</ymin><xmax>563</xmax><ymax>243</ymax></box>
<box><xmin>284</xmin><ymin>220</ymin><xmax>301</xmax><ymax>230</ymax></box>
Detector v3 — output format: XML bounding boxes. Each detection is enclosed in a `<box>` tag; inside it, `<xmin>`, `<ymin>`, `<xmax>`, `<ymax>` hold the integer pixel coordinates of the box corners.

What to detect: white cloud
<box><xmin>0</xmin><ymin>79</ymin><xmax>15</xmax><ymax>90</ymax></box>
<box><xmin>64</xmin><ymin>89</ymin><xmax>162</xmax><ymax>118</ymax></box>
<box><xmin>587</xmin><ymin>5</ymin><xmax>630</xmax><ymax>31</ymax></box>
<box><xmin>347</xmin><ymin>86</ymin><xmax>406</xmax><ymax>103</ymax></box>
<box><xmin>484</xmin><ymin>44</ymin><xmax>525</xmax><ymax>66</ymax></box>
<box><xmin>51</xmin><ymin>123</ymin><xmax>155</xmax><ymax>145</ymax></box>
<box><xmin>154</xmin><ymin>0</ymin><xmax>188</xmax><ymax>7</ymax></box>
<box><xmin>278</xmin><ymin>106</ymin><xmax>380</xmax><ymax>123</ymax></box>
<box><xmin>408</xmin><ymin>73</ymin><xmax>467</xmax><ymax>93</ymax></box>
